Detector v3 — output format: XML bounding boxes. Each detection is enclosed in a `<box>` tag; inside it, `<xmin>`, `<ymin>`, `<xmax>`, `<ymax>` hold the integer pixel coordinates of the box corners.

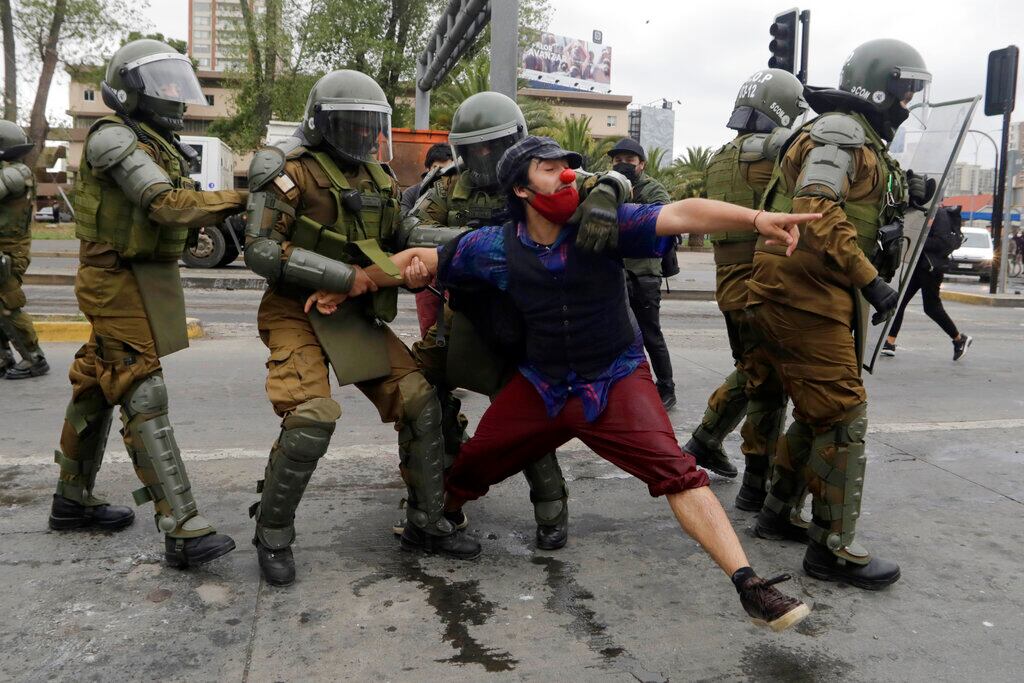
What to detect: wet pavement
<box><xmin>2</xmin><ymin>295</ymin><xmax>1023</xmax><ymax>681</ymax></box>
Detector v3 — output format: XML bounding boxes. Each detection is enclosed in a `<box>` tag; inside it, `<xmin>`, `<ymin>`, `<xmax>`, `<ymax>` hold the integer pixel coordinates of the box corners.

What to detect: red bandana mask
<box><xmin>527</xmin><ymin>168</ymin><xmax>579</xmax><ymax>224</ymax></box>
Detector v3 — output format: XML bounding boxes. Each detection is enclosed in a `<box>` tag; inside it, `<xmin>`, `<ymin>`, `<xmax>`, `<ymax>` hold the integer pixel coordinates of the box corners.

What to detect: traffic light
<box><xmin>769</xmin><ymin>9</ymin><xmax>799</xmax><ymax>74</ymax></box>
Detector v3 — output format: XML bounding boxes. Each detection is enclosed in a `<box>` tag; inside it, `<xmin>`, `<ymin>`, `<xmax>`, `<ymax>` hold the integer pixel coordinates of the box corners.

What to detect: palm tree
<box><xmin>669</xmin><ymin>145</ymin><xmax>715</xmax><ymax>247</ymax></box>
<box><xmin>548</xmin><ymin>114</ymin><xmax>614</xmax><ymax>172</ymax></box>
<box><xmin>429</xmin><ymin>53</ymin><xmax>557</xmax><ymax>133</ymax></box>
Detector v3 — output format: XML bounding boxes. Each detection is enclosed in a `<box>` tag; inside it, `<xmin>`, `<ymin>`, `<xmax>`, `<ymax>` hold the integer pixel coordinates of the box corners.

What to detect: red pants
<box><xmin>414</xmin><ymin>284</ymin><xmax>442</xmax><ymax>338</ymax></box>
<box><xmin>446</xmin><ymin>363</ymin><xmax>710</xmax><ymax>501</ymax></box>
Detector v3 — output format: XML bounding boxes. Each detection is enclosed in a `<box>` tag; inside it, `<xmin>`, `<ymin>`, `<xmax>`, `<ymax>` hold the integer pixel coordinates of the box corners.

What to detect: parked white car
<box><xmin>949</xmin><ymin>227</ymin><xmax>994</xmax><ymax>281</ymax></box>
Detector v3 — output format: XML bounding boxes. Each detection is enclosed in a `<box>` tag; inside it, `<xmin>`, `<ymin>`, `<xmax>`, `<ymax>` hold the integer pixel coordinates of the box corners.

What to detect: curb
<box><xmin>33</xmin><ymin>316</ymin><xmax>206</xmax><ymax>343</ymax></box>
<box><xmin>24</xmin><ymin>272</ymin><xmax>266</xmax><ymax>291</ymax></box>
<box><xmin>940</xmin><ymin>290</ymin><xmax>1024</xmax><ymax>308</ymax></box>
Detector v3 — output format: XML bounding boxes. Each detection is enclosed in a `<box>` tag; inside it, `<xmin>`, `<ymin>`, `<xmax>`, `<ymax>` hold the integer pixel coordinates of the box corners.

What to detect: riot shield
<box><xmin>863</xmin><ymin>95</ymin><xmax>980</xmax><ymax>373</ymax></box>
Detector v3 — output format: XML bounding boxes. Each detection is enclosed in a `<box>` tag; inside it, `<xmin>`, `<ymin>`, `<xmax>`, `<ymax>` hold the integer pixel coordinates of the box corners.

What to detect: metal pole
<box><xmin>989</xmin><ymin>111</ymin><xmax>1012</xmax><ymax>294</ymax></box>
<box><xmin>414</xmin><ymin>59</ymin><xmax>430</xmax><ymax>130</ymax></box>
<box><xmin>489</xmin><ymin>0</ymin><xmax>519</xmax><ymax>100</ymax></box>
<box><xmin>999</xmin><ymin>149</ymin><xmax>1019</xmax><ymax>292</ymax></box>
<box><xmin>797</xmin><ymin>10</ymin><xmax>810</xmax><ymax>85</ymax></box>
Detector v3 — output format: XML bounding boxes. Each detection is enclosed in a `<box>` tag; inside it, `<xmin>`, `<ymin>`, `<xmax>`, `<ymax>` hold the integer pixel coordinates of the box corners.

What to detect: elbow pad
<box><xmin>397</xmin><ymin>215</ymin><xmax>470</xmax><ymax>249</ymax></box>
<box><xmin>244</xmin><ymin>238</ymin><xmax>284</xmax><ymax>284</ymax></box>
<box><xmin>0</xmin><ymin>163</ymin><xmax>32</xmax><ymax>201</ymax></box>
<box><xmin>87</xmin><ymin>124</ymin><xmax>172</xmax><ymax>209</ymax></box>
<box><xmin>281</xmin><ymin>247</ymin><xmax>356</xmax><ymax>293</ymax></box>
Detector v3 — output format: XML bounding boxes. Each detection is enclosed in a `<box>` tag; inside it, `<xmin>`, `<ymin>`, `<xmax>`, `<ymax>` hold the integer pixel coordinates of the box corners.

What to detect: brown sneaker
<box><xmin>738</xmin><ymin>573</ymin><xmax>810</xmax><ymax>632</ymax></box>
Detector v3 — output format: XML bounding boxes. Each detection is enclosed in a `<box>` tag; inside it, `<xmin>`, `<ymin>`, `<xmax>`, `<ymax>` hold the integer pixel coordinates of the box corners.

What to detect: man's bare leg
<box><xmin>667</xmin><ymin>485</ymin><xmax>810</xmax><ymax>632</ymax></box>
<box><xmin>667</xmin><ymin>486</ymin><xmax>748</xmax><ymax>575</ymax></box>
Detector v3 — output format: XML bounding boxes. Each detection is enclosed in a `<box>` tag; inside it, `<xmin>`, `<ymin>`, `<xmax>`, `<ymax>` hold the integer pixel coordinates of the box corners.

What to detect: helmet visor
<box><xmin>124</xmin><ymin>54</ymin><xmax>206</xmax><ymax>106</ymax></box>
<box><xmin>452</xmin><ymin>133</ymin><xmax>521</xmax><ymax>187</ymax></box>
<box><xmin>888</xmin><ymin>67</ymin><xmax>931</xmax><ymax>106</ymax></box>
<box><xmin>317</xmin><ymin>105</ymin><xmax>393</xmax><ymax>164</ymax></box>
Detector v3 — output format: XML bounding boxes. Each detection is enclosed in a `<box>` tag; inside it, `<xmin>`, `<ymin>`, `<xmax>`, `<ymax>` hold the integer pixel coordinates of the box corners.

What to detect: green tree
<box><xmin>667</xmin><ymin>145</ymin><xmax>714</xmax><ymax>246</ymax></box>
<box><xmin>548</xmin><ymin>114</ymin><xmax>613</xmax><ymax>172</ymax></box>
<box><xmin>428</xmin><ymin>51</ymin><xmax>556</xmax><ymax>133</ymax></box>
<box><xmin>1</xmin><ymin>0</ymin><xmax>15</xmax><ymax>119</ymax></box>
<box><xmin>14</xmin><ymin>0</ymin><xmax>142</xmax><ymax>167</ymax></box>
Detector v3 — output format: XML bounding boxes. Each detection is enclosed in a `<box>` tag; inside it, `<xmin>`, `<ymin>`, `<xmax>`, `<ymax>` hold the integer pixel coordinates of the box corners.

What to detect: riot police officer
<box><xmin>403</xmin><ymin>91</ymin><xmax>631</xmax><ymax>550</ymax></box>
<box><xmin>48</xmin><ymin>39</ymin><xmax>243</xmax><ymax>567</ymax></box>
<box><xmin>0</xmin><ymin>120</ymin><xmax>48</xmax><ymax>379</ymax></box>
<box><xmin>606</xmin><ymin>137</ymin><xmax>675</xmax><ymax>409</ymax></box>
<box><xmin>243</xmin><ymin>70</ymin><xmax>481</xmax><ymax>586</ymax></box>
<box><xmin>747</xmin><ymin>39</ymin><xmax>934</xmax><ymax>588</ymax></box>
<box><xmin>682</xmin><ymin>69</ymin><xmax>807</xmax><ymax>513</ymax></box>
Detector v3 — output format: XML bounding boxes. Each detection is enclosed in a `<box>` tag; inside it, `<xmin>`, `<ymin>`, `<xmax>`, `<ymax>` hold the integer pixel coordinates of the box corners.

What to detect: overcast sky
<box><xmin>47</xmin><ymin>0</ymin><xmax>1024</xmax><ymax>168</ymax></box>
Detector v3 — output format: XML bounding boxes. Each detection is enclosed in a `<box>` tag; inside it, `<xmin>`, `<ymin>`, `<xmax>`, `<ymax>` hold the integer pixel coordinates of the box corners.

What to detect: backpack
<box><xmin>923</xmin><ymin>206</ymin><xmax>963</xmax><ymax>271</ymax></box>
<box><xmin>660</xmin><ymin>235</ymin><xmax>682</xmax><ymax>278</ymax></box>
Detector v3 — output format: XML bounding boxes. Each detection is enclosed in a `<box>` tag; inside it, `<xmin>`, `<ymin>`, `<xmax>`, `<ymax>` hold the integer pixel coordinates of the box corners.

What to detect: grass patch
<box><xmin>31</xmin><ymin>223</ymin><xmax>76</xmax><ymax>239</ymax></box>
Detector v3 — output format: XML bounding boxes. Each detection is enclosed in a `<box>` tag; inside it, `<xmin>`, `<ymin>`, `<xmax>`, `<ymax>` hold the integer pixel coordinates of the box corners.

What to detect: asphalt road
<box><xmin>1</xmin><ymin>289</ymin><xmax>1023</xmax><ymax>682</ymax></box>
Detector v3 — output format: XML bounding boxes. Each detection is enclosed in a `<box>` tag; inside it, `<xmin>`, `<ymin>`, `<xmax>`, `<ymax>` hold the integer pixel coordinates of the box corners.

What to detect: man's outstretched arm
<box><xmin>654</xmin><ymin>198</ymin><xmax>820</xmax><ymax>256</ymax></box>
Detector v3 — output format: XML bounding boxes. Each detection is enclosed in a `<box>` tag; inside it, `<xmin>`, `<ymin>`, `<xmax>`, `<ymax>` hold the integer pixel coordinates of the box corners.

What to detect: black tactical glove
<box><xmin>906</xmin><ymin>170</ymin><xmax>936</xmax><ymax>210</ymax></box>
<box><xmin>861</xmin><ymin>276</ymin><xmax>899</xmax><ymax>325</ymax></box>
<box><xmin>573</xmin><ymin>181</ymin><xmax>624</xmax><ymax>253</ymax></box>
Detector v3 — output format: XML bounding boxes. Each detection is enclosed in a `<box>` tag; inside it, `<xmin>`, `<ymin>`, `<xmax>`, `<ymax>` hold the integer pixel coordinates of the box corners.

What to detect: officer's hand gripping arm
<box><xmin>573</xmin><ymin>170</ymin><xmax>632</xmax><ymax>253</ymax></box>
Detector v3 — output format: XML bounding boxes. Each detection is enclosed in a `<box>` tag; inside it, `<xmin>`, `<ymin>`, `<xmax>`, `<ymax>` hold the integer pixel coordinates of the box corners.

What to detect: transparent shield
<box><xmin>864</xmin><ymin>95</ymin><xmax>981</xmax><ymax>373</ymax></box>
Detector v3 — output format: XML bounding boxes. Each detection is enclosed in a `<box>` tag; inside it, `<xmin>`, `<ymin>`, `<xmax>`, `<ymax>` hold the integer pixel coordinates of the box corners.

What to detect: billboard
<box><xmin>520</xmin><ymin>32</ymin><xmax>612</xmax><ymax>92</ymax></box>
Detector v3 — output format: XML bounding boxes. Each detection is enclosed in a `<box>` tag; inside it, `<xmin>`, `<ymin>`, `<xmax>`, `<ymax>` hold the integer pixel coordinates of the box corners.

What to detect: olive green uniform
<box><xmin>247</xmin><ymin>144</ymin><xmax>456</xmax><ymax>550</ymax></box>
<box><xmin>54</xmin><ymin>115</ymin><xmax>246</xmax><ymax>539</ymax></box>
<box><xmin>691</xmin><ymin>134</ymin><xmax>788</xmax><ymax>501</ymax></box>
<box><xmin>410</xmin><ymin>169</ymin><xmax>570</xmax><ymax>532</ymax></box>
<box><xmin>621</xmin><ymin>174</ymin><xmax>672</xmax><ymax>276</ymax></box>
<box><xmin>746</xmin><ymin>111</ymin><xmax>907</xmax><ymax>563</ymax></box>
<box><xmin>0</xmin><ymin>160</ymin><xmax>42</xmax><ymax>367</ymax></box>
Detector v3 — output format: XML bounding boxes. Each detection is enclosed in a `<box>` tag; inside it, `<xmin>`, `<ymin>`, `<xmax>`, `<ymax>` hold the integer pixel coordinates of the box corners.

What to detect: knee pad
<box><xmin>125</xmin><ymin>374</ymin><xmax>169</xmax><ymax>419</ymax></box>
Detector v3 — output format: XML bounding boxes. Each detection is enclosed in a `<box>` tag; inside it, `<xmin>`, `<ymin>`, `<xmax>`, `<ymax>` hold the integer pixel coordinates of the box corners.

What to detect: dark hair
<box><xmin>504</xmin><ymin>159</ymin><xmax>532</xmax><ymax>223</ymax></box>
<box><xmin>424</xmin><ymin>142</ymin><xmax>452</xmax><ymax>168</ymax></box>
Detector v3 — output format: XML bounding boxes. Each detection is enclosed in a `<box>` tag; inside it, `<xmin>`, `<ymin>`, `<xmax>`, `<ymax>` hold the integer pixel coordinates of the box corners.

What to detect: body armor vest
<box><xmin>762</xmin><ymin>112</ymin><xmax>907</xmax><ymax>259</ymax></box>
<box><xmin>287</xmin><ymin>150</ymin><xmax>401</xmax><ymax>321</ymax></box>
<box><xmin>706</xmin><ymin>135</ymin><xmax>766</xmax><ymax>245</ymax></box>
<box><xmin>0</xmin><ymin>162</ymin><xmax>34</xmax><ymax>239</ymax></box>
<box><xmin>441</xmin><ymin>173</ymin><xmax>508</xmax><ymax>227</ymax></box>
<box><xmin>74</xmin><ymin>115</ymin><xmax>197</xmax><ymax>261</ymax></box>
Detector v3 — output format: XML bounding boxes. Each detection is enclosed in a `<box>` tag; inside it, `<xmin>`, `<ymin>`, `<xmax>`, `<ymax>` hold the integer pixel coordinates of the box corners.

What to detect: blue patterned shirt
<box><xmin>437</xmin><ymin>203</ymin><xmax>669</xmax><ymax>421</ymax></box>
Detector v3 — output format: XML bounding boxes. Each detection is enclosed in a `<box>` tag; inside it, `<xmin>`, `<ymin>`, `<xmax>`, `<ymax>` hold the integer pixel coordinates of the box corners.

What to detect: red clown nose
<box><xmin>559</xmin><ymin>168</ymin><xmax>577</xmax><ymax>184</ymax></box>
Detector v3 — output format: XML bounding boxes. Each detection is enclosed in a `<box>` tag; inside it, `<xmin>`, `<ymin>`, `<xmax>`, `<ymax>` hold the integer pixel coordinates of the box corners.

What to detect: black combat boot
<box><xmin>253</xmin><ymin>538</ymin><xmax>296</xmax><ymax>586</ymax></box>
<box><xmin>755</xmin><ymin>507</ymin><xmax>808</xmax><ymax>542</ymax></box>
<box><xmin>400</xmin><ymin>524</ymin><xmax>481</xmax><ymax>559</ymax></box>
<box><xmin>802</xmin><ymin>540</ymin><xmax>901</xmax><ymax>590</ymax></box>
<box><xmin>4</xmin><ymin>352</ymin><xmax>49</xmax><ymax>379</ymax></box>
<box><xmin>734</xmin><ymin>483</ymin><xmax>767</xmax><ymax>512</ymax></box>
<box><xmin>536</xmin><ymin>522</ymin><xmax>568</xmax><ymax>550</ymax></box>
<box><xmin>0</xmin><ymin>344</ymin><xmax>14</xmax><ymax>376</ymax></box>
<box><xmin>48</xmin><ymin>494</ymin><xmax>135</xmax><ymax>531</ymax></box>
<box><xmin>164</xmin><ymin>532</ymin><xmax>236</xmax><ymax>569</ymax></box>
<box><xmin>683</xmin><ymin>436</ymin><xmax>738</xmax><ymax>478</ymax></box>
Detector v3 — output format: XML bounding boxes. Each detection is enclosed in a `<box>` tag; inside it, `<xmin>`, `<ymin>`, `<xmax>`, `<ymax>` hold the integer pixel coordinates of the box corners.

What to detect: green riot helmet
<box><xmin>102</xmin><ymin>39</ymin><xmax>206</xmax><ymax>132</ymax></box>
<box><xmin>448</xmin><ymin>91</ymin><xmax>527</xmax><ymax>188</ymax></box>
<box><xmin>302</xmin><ymin>70</ymin><xmax>393</xmax><ymax>166</ymax></box>
<box><xmin>0</xmin><ymin>120</ymin><xmax>32</xmax><ymax>161</ymax></box>
<box><xmin>839</xmin><ymin>38</ymin><xmax>931</xmax><ymax>135</ymax></box>
<box><xmin>727</xmin><ymin>68</ymin><xmax>808</xmax><ymax>132</ymax></box>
